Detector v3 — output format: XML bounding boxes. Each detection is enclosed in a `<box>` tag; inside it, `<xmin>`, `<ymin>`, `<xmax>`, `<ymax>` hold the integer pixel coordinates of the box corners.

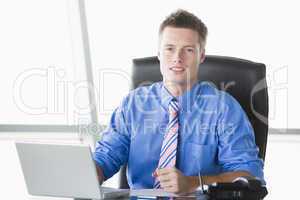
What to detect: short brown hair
<box><xmin>159</xmin><ymin>9</ymin><xmax>208</xmax><ymax>49</ymax></box>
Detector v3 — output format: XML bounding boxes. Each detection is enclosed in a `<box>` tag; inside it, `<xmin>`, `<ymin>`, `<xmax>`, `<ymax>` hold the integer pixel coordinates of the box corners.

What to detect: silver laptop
<box><xmin>15</xmin><ymin>142</ymin><xmax>129</xmax><ymax>199</ymax></box>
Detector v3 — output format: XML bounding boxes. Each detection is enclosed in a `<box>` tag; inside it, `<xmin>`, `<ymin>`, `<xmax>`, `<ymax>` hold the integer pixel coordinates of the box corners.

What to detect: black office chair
<box><xmin>118</xmin><ymin>55</ymin><xmax>269</xmax><ymax>189</ymax></box>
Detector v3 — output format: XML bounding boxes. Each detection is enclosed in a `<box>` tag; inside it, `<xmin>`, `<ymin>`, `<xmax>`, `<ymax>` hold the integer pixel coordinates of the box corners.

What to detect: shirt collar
<box><xmin>160</xmin><ymin>81</ymin><xmax>201</xmax><ymax>112</ymax></box>
<box><xmin>160</xmin><ymin>83</ymin><xmax>174</xmax><ymax>112</ymax></box>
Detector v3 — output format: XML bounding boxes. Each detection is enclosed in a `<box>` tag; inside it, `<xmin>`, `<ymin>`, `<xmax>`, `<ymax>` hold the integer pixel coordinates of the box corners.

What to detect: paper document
<box><xmin>130</xmin><ymin>189</ymin><xmax>197</xmax><ymax>197</ymax></box>
<box><xmin>130</xmin><ymin>189</ymin><xmax>178</xmax><ymax>197</ymax></box>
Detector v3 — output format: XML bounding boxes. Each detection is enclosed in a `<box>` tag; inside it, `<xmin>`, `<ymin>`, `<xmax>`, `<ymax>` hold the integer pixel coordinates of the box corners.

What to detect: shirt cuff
<box><xmin>93</xmin><ymin>152</ymin><xmax>116</xmax><ymax>180</ymax></box>
<box><xmin>222</xmin><ymin>161</ymin><xmax>266</xmax><ymax>185</ymax></box>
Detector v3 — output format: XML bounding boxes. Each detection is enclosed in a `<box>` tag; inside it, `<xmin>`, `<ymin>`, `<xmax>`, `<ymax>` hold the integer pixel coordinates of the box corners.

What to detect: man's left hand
<box><xmin>155</xmin><ymin>167</ymin><xmax>195</xmax><ymax>194</ymax></box>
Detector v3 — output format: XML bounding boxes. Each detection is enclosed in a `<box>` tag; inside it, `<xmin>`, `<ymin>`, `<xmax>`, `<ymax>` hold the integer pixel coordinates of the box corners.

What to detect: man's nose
<box><xmin>173</xmin><ymin>50</ymin><xmax>183</xmax><ymax>64</ymax></box>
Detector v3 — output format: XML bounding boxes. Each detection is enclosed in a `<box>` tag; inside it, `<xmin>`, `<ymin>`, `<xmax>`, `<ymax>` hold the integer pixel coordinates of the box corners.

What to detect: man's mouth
<box><xmin>169</xmin><ymin>66</ymin><xmax>185</xmax><ymax>72</ymax></box>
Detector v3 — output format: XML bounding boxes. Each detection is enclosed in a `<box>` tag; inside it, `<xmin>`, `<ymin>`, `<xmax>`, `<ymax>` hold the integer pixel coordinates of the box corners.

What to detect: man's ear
<box><xmin>199</xmin><ymin>49</ymin><xmax>206</xmax><ymax>63</ymax></box>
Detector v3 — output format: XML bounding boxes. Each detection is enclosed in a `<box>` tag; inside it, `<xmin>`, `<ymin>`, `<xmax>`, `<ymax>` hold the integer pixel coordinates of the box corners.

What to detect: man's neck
<box><xmin>163</xmin><ymin>80</ymin><xmax>197</xmax><ymax>97</ymax></box>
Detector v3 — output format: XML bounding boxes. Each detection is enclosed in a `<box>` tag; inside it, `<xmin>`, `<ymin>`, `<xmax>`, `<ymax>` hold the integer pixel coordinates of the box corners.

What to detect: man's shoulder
<box><xmin>120</xmin><ymin>82</ymin><xmax>162</xmax><ymax>107</ymax></box>
<box><xmin>127</xmin><ymin>81</ymin><xmax>162</xmax><ymax>97</ymax></box>
<box><xmin>198</xmin><ymin>81</ymin><xmax>240</xmax><ymax>106</ymax></box>
<box><xmin>198</xmin><ymin>81</ymin><xmax>219</xmax><ymax>95</ymax></box>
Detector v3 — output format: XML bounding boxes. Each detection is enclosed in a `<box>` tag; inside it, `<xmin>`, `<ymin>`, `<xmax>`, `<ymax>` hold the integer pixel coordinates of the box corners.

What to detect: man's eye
<box><xmin>165</xmin><ymin>47</ymin><xmax>173</xmax><ymax>51</ymax></box>
<box><xmin>186</xmin><ymin>48</ymin><xmax>194</xmax><ymax>53</ymax></box>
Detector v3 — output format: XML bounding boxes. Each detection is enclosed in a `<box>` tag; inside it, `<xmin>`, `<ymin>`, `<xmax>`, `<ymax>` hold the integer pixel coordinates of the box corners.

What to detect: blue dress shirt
<box><xmin>93</xmin><ymin>81</ymin><xmax>265</xmax><ymax>188</ymax></box>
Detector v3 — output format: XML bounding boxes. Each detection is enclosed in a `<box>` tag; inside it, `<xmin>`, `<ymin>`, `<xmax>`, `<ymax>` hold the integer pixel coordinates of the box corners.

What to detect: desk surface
<box><xmin>74</xmin><ymin>194</ymin><xmax>209</xmax><ymax>200</ymax></box>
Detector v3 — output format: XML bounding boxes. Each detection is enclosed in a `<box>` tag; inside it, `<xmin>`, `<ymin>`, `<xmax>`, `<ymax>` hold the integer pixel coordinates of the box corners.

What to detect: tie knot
<box><xmin>169</xmin><ymin>99</ymin><xmax>179</xmax><ymax>113</ymax></box>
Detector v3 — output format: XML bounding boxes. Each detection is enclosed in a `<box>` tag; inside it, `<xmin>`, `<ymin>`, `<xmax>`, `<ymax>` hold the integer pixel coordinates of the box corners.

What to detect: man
<box><xmin>93</xmin><ymin>9</ymin><xmax>264</xmax><ymax>194</ymax></box>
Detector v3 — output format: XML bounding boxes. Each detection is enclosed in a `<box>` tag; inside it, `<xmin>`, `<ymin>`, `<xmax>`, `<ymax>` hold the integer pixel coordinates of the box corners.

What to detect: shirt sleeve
<box><xmin>216</xmin><ymin>91</ymin><xmax>265</xmax><ymax>183</ymax></box>
<box><xmin>93</xmin><ymin>98</ymin><xmax>130</xmax><ymax>180</ymax></box>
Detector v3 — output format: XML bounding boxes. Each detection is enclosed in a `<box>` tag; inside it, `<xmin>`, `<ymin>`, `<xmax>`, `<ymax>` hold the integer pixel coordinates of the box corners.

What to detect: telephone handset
<box><xmin>206</xmin><ymin>177</ymin><xmax>268</xmax><ymax>200</ymax></box>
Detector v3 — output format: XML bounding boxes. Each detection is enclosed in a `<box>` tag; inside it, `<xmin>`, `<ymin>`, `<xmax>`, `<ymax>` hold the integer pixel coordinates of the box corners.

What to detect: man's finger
<box><xmin>162</xmin><ymin>182</ymin><xmax>179</xmax><ymax>193</ymax></box>
<box><xmin>156</xmin><ymin>167</ymin><xmax>177</xmax><ymax>176</ymax></box>
<box><xmin>158</xmin><ymin>174</ymin><xmax>172</xmax><ymax>183</ymax></box>
<box><xmin>160</xmin><ymin>179</ymin><xmax>178</xmax><ymax>189</ymax></box>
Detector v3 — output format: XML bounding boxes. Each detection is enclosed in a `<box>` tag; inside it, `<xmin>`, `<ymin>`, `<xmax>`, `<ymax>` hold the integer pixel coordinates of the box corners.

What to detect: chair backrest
<box><xmin>119</xmin><ymin>55</ymin><xmax>269</xmax><ymax>189</ymax></box>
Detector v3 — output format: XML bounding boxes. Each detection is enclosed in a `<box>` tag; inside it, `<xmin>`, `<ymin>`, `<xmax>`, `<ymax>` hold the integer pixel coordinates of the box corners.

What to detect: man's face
<box><xmin>158</xmin><ymin>27</ymin><xmax>205</xmax><ymax>87</ymax></box>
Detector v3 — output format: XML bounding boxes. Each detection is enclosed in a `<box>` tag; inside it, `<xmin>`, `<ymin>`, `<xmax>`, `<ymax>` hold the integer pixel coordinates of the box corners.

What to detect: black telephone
<box><xmin>206</xmin><ymin>177</ymin><xmax>268</xmax><ymax>200</ymax></box>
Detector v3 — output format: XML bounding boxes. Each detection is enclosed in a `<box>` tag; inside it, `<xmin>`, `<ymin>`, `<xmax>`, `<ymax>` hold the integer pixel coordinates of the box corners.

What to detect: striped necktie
<box><xmin>154</xmin><ymin>99</ymin><xmax>179</xmax><ymax>188</ymax></box>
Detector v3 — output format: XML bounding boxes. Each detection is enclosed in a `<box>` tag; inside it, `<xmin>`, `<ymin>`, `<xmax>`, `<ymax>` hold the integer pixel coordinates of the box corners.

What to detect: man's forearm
<box><xmin>95</xmin><ymin>164</ymin><xmax>105</xmax><ymax>185</ymax></box>
<box><xmin>187</xmin><ymin>171</ymin><xmax>253</xmax><ymax>191</ymax></box>
<box><xmin>202</xmin><ymin>171</ymin><xmax>252</xmax><ymax>184</ymax></box>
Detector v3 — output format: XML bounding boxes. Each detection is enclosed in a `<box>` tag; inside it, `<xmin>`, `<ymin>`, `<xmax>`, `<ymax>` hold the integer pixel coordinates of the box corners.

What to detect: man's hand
<box><xmin>154</xmin><ymin>167</ymin><xmax>254</xmax><ymax>194</ymax></box>
<box><xmin>155</xmin><ymin>167</ymin><xmax>197</xmax><ymax>194</ymax></box>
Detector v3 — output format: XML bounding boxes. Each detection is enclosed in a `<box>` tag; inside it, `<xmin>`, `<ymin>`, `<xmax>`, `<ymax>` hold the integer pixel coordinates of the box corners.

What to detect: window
<box><xmin>0</xmin><ymin>0</ymin><xmax>91</xmax><ymax>125</ymax></box>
